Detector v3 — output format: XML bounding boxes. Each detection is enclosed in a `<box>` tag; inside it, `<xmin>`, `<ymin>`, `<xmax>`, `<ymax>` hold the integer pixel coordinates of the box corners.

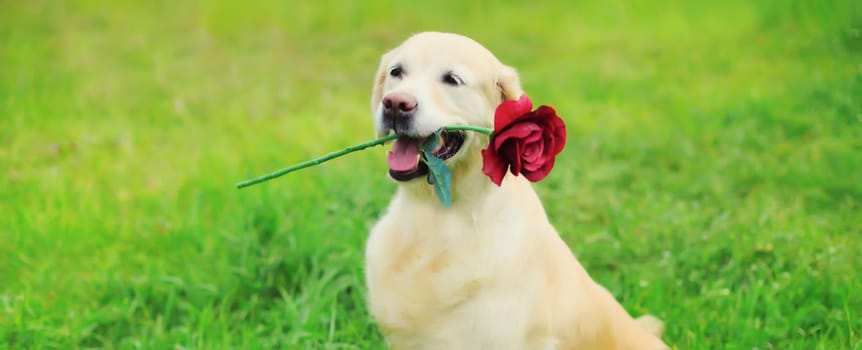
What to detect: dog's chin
<box><xmin>387</xmin><ymin>130</ymin><xmax>466</xmax><ymax>183</ymax></box>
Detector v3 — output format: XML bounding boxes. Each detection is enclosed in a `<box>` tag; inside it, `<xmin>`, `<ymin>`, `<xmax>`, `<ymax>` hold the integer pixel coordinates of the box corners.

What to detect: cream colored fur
<box><xmin>365</xmin><ymin>32</ymin><xmax>669</xmax><ymax>350</ymax></box>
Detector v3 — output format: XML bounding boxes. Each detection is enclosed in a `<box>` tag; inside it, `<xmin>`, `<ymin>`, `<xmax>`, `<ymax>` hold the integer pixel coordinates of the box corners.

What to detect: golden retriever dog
<box><xmin>365</xmin><ymin>31</ymin><xmax>669</xmax><ymax>350</ymax></box>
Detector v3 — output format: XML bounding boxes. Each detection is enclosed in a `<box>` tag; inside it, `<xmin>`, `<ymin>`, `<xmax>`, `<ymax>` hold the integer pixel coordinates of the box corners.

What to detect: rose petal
<box><xmin>487</xmin><ymin>98</ymin><xmax>567</xmax><ymax>186</ymax></box>
<box><xmin>481</xmin><ymin>145</ymin><xmax>508</xmax><ymax>186</ymax></box>
<box><xmin>545</xmin><ymin>137</ymin><xmax>559</xmax><ymax>159</ymax></box>
<box><xmin>522</xmin><ymin>142</ymin><xmax>539</xmax><ymax>161</ymax></box>
<box><xmin>522</xmin><ymin>142</ymin><xmax>544</xmax><ymax>168</ymax></box>
<box><xmin>493</xmin><ymin>94</ymin><xmax>533</xmax><ymax>132</ymax></box>
<box><xmin>534</xmin><ymin>105</ymin><xmax>566</xmax><ymax>154</ymax></box>
<box><xmin>500</xmin><ymin>139</ymin><xmax>523</xmax><ymax>176</ymax></box>
<box><xmin>493</xmin><ymin>122</ymin><xmax>540</xmax><ymax>150</ymax></box>
<box><xmin>522</xmin><ymin>161</ymin><xmax>541</xmax><ymax>172</ymax></box>
<box><xmin>524</xmin><ymin>127</ymin><xmax>543</xmax><ymax>145</ymax></box>
<box><xmin>523</xmin><ymin>156</ymin><xmax>555</xmax><ymax>182</ymax></box>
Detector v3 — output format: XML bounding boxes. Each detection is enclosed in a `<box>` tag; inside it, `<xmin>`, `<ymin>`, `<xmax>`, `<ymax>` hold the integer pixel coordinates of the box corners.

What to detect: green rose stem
<box><xmin>235</xmin><ymin>125</ymin><xmax>493</xmax><ymax>189</ymax></box>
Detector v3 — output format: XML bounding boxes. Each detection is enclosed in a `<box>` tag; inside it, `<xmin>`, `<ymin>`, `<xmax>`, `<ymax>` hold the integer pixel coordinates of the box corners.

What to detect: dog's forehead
<box><xmin>392</xmin><ymin>33</ymin><xmax>499</xmax><ymax>73</ymax></box>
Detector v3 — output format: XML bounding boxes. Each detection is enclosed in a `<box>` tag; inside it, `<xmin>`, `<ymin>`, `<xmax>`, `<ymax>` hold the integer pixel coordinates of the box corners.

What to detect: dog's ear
<box><xmin>496</xmin><ymin>64</ymin><xmax>523</xmax><ymax>102</ymax></box>
<box><xmin>371</xmin><ymin>50</ymin><xmax>395</xmax><ymax>112</ymax></box>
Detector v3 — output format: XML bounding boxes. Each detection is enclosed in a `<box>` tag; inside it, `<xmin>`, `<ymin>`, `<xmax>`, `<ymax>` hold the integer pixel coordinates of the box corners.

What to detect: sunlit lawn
<box><xmin>2</xmin><ymin>1</ymin><xmax>860</xmax><ymax>349</ymax></box>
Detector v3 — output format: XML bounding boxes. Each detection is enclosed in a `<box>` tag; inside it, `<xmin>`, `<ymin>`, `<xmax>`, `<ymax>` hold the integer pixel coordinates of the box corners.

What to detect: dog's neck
<box><xmin>396</xmin><ymin>148</ymin><xmax>539</xmax><ymax>213</ymax></box>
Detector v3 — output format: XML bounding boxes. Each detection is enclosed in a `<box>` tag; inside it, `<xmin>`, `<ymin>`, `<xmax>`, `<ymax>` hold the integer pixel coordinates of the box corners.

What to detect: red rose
<box><xmin>481</xmin><ymin>95</ymin><xmax>566</xmax><ymax>186</ymax></box>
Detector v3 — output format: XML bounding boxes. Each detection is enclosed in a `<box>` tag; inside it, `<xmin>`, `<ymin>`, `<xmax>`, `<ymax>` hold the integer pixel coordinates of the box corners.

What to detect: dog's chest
<box><xmin>366</xmin><ymin>234</ymin><xmax>492</xmax><ymax>327</ymax></box>
<box><xmin>365</xmin><ymin>214</ymin><xmax>542</xmax><ymax>348</ymax></box>
<box><xmin>367</xmin><ymin>260</ymin><xmax>536</xmax><ymax>349</ymax></box>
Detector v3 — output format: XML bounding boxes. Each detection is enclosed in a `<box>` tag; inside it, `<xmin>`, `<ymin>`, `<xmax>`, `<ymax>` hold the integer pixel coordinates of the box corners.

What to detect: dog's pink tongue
<box><xmin>387</xmin><ymin>138</ymin><xmax>420</xmax><ymax>172</ymax></box>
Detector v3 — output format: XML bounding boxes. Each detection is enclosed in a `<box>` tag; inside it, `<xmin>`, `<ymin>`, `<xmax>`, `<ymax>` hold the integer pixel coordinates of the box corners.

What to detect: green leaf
<box><xmin>422</xmin><ymin>130</ymin><xmax>452</xmax><ymax>208</ymax></box>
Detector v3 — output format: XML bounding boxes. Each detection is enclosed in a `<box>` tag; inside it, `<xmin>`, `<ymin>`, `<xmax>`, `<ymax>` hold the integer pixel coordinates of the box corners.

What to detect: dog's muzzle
<box><xmin>381</xmin><ymin>93</ymin><xmax>418</xmax><ymax>136</ymax></box>
<box><xmin>387</xmin><ymin>131</ymin><xmax>465</xmax><ymax>182</ymax></box>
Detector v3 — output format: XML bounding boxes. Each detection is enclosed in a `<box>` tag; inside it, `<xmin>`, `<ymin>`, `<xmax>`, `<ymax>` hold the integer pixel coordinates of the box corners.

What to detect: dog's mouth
<box><xmin>387</xmin><ymin>131</ymin><xmax>465</xmax><ymax>182</ymax></box>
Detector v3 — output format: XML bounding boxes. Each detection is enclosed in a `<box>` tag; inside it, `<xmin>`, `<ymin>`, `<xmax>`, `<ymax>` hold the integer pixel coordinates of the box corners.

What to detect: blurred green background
<box><xmin>2</xmin><ymin>1</ymin><xmax>860</xmax><ymax>349</ymax></box>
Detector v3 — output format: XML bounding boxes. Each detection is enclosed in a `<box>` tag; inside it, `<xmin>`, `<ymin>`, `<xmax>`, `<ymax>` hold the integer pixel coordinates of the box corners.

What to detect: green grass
<box><xmin>2</xmin><ymin>0</ymin><xmax>861</xmax><ymax>348</ymax></box>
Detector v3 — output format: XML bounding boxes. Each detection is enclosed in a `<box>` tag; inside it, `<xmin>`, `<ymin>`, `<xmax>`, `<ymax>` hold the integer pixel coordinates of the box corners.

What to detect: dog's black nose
<box><xmin>382</xmin><ymin>93</ymin><xmax>417</xmax><ymax>117</ymax></box>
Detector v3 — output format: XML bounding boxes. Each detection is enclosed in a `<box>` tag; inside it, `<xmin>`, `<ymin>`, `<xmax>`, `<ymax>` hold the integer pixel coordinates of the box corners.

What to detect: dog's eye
<box><xmin>442</xmin><ymin>72</ymin><xmax>463</xmax><ymax>86</ymax></box>
<box><xmin>389</xmin><ymin>66</ymin><xmax>403</xmax><ymax>78</ymax></box>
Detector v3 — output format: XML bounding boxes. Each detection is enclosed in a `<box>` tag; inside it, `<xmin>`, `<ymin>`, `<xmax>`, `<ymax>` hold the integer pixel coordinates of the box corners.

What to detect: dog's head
<box><xmin>371</xmin><ymin>32</ymin><xmax>523</xmax><ymax>184</ymax></box>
